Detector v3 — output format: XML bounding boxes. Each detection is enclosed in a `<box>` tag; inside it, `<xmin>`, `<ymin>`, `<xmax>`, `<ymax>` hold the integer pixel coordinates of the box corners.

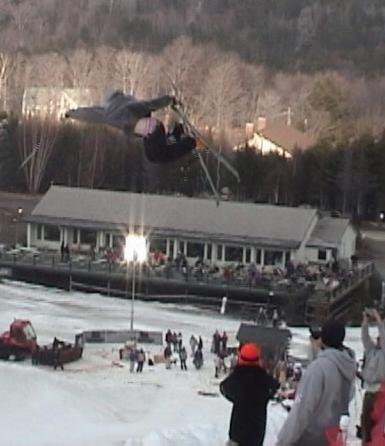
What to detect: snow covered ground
<box><xmin>0</xmin><ymin>281</ymin><xmax>364</xmax><ymax>446</ymax></box>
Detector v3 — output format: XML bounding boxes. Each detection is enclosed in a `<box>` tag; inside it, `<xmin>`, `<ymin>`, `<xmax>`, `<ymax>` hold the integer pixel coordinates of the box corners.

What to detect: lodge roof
<box><xmin>27</xmin><ymin>186</ymin><xmax>319</xmax><ymax>249</ymax></box>
<box><xmin>306</xmin><ymin>217</ymin><xmax>351</xmax><ymax>248</ymax></box>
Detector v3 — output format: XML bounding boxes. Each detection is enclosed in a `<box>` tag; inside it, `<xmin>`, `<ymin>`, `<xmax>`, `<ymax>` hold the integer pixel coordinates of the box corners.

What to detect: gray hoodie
<box><xmin>276</xmin><ymin>348</ymin><xmax>356</xmax><ymax>446</ymax></box>
<box><xmin>66</xmin><ymin>91</ymin><xmax>174</xmax><ymax>134</ymax></box>
<box><xmin>361</xmin><ymin>320</ymin><xmax>385</xmax><ymax>387</ymax></box>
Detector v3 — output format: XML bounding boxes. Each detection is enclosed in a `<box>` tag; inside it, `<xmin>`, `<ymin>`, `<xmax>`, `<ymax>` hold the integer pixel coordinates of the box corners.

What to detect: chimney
<box><xmin>256</xmin><ymin>116</ymin><xmax>266</xmax><ymax>132</ymax></box>
<box><xmin>245</xmin><ymin>122</ymin><xmax>254</xmax><ymax>138</ymax></box>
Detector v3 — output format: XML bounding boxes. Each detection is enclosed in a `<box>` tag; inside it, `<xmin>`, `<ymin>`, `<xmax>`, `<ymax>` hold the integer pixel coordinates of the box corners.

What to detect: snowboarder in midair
<box><xmin>65</xmin><ymin>90</ymin><xmax>196</xmax><ymax>164</ymax></box>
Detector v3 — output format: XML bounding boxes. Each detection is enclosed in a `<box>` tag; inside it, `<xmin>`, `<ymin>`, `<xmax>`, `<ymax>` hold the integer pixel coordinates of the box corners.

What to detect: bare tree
<box><xmin>201</xmin><ymin>56</ymin><xmax>246</xmax><ymax>129</ymax></box>
<box><xmin>17</xmin><ymin>116</ymin><xmax>59</xmax><ymax>193</ymax></box>
<box><xmin>25</xmin><ymin>52</ymin><xmax>67</xmax><ymax>88</ymax></box>
<box><xmin>114</xmin><ymin>49</ymin><xmax>150</xmax><ymax>96</ymax></box>
<box><xmin>0</xmin><ymin>51</ymin><xmax>15</xmax><ymax>111</ymax></box>
<box><xmin>0</xmin><ymin>0</ymin><xmax>36</xmax><ymax>48</ymax></box>
<box><xmin>61</xmin><ymin>48</ymin><xmax>96</xmax><ymax>89</ymax></box>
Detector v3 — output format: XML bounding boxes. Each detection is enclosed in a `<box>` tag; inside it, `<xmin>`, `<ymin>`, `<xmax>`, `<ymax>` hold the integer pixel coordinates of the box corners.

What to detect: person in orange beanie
<box><xmin>220</xmin><ymin>342</ymin><xmax>279</xmax><ymax>446</ymax></box>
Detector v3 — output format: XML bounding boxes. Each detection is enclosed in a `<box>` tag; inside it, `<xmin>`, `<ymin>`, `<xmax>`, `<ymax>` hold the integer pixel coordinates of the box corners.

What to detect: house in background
<box><xmin>233</xmin><ymin>116</ymin><xmax>316</xmax><ymax>158</ymax></box>
<box><xmin>25</xmin><ymin>186</ymin><xmax>357</xmax><ymax>268</ymax></box>
<box><xmin>22</xmin><ymin>88</ymin><xmax>93</xmax><ymax>120</ymax></box>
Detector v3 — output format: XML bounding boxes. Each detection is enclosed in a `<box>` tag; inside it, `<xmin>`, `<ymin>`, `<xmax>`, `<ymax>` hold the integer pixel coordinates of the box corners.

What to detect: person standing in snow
<box><xmin>220</xmin><ymin>343</ymin><xmax>279</xmax><ymax>446</ymax></box>
<box><xmin>136</xmin><ymin>349</ymin><xmax>145</xmax><ymax>373</ymax></box>
<box><xmin>221</xmin><ymin>331</ymin><xmax>228</xmax><ymax>352</ymax></box>
<box><xmin>198</xmin><ymin>335</ymin><xmax>203</xmax><ymax>351</ymax></box>
<box><xmin>179</xmin><ymin>346</ymin><xmax>188</xmax><ymax>371</ymax></box>
<box><xmin>129</xmin><ymin>348</ymin><xmax>136</xmax><ymax>373</ymax></box>
<box><xmin>360</xmin><ymin>308</ymin><xmax>385</xmax><ymax>444</ymax></box>
<box><xmin>193</xmin><ymin>347</ymin><xmax>204</xmax><ymax>369</ymax></box>
<box><xmin>212</xmin><ymin>330</ymin><xmax>221</xmax><ymax>354</ymax></box>
<box><xmin>177</xmin><ymin>332</ymin><xmax>183</xmax><ymax>352</ymax></box>
<box><xmin>164</xmin><ymin>343</ymin><xmax>172</xmax><ymax>369</ymax></box>
<box><xmin>276</xmin><ymin>319</ymin><xmax>356</xmax><ymax>446</ymax></box>
<box><xmin>189</xmin><ymin>334</ymin><xmax>198</xmax><ymax>356</ymax></box>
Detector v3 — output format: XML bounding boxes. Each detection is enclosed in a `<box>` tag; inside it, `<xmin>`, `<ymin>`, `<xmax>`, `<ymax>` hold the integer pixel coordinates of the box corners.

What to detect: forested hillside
<box><xmin>1</xmin><ymin>0</ymin><xmax>385</xmax><ymax>220</ymax></box>
<box><xmin>2</xmin><ymin>0</ymin><xmax>385</xmax><ymax>73</ymax></box>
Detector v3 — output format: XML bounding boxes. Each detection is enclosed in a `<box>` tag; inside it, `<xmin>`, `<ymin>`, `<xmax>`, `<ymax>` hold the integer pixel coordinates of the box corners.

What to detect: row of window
<box><xmin>37</xmin><ymin>225</ymin><xmax>97</xmax><ymax>245</ymax></box>
<box><xmin>35</xmin><ymin>225</ymin><xmax>290</xmax><ymax>265</ymax></box>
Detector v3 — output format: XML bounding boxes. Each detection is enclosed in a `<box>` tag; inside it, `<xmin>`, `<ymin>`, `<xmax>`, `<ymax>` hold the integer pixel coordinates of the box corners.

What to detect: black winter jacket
<box><xmin>220</xmin><ymin>365</ymin><xmax>279</xmax><ymax>446</ymax></box>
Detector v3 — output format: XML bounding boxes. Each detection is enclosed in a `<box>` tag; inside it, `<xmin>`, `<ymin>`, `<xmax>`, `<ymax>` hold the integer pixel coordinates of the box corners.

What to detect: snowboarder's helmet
<box><xmin>239</xmin><ymin>343</ymin><xmax>261</xmax><ymax>363</ymax></box>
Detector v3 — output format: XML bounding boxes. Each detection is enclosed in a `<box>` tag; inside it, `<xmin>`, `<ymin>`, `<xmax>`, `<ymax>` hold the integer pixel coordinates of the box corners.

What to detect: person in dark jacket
<box><xmin>220</xmin><ymin>342</ymin><xmax>279</xmax><ymax>446</ymax></box>
<box><xmin>65</xmin><ymin>90</ymin><xmax>195</xmax><ymax>164</ymax></box>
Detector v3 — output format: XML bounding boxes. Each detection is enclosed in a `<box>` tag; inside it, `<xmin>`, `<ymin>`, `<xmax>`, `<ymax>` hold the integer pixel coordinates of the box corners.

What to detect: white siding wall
<box><xmin>305</xmin><ymin>247</ymin><xmax>333</xmax><ymax>264</ymax></box>
<box><xmin>338</xmin><ymin>224</ymin><xmax>357</xmax><ymax>259</ymax></box>
<box><xmin>245</xmin><ymin>134</ymin><xmax>292</xmax><ymax>159</ymax></box>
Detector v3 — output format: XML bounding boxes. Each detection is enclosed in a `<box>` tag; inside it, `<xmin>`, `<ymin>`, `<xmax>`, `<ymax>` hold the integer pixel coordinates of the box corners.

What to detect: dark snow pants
<box><xmin>143</xmin><ymin>122</ymin><xmax>196</xmax><ymax>164</ymax></box>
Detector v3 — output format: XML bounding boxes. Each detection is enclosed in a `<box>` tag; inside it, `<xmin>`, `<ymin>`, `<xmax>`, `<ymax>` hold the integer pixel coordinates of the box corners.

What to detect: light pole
<box><xmin>14</xmin><ymin>207</ymin><xmax>23</xmax><ymax>247</ymax></box>
<box><xmin>124</xmin><ymin>234</ymin><xmax>147</xmax><ymax>334</ymax></box>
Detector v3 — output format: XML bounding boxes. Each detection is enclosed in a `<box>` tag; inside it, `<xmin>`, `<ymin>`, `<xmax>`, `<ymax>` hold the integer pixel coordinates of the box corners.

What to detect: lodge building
<box><xmin>25</xmin><ymin>186</ymin><xmax>357</xmax><ymax>267</ymax></box>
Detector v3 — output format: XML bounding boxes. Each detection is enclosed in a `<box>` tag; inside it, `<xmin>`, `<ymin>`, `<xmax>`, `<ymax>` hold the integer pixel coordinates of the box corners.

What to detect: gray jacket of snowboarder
<box><xmin>66</xmin><ymin>91</ymin><xmax>174</xmax><ymax>134</ymax></box>
<box><xmin>275</xmin><ymin>347</ymin><xmax>356</xmax><ymax>446</ymax></box>
<box><xmin>361</xmin><ymin>320</ymin><xmax>385</xmax><ymax>387</ymax></box>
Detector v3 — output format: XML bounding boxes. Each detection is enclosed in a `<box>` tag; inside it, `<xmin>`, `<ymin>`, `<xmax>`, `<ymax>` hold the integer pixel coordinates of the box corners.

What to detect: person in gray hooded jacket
<box><xmin>360</xmin><ymin>308</ymin><xmax>385</xmax><ymax>443</ymax></box>
<box><xmin>276</xmin><ymin>319</ymin><xmax>356</xmax><ymax>446</ymax></box>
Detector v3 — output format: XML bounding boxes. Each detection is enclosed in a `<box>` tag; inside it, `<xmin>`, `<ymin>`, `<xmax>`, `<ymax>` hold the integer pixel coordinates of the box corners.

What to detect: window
<box><xmin>256</xmin><ymin>248</ymin><xmax>261</xmax><ymax>264</ymax></box>
<box><xmin>186</xmin><ymin>241</ymin><xmax>204</xmax><ymax>258</ymax></box>
<box><xmin>245</xmin><ymin>248</ymin><xmax>251</xmax><ymax>264</ymax></box>
<box><xmin>72</xmin><ymin>229</ymin><xmax>79</xmax><ymax>244</ymax></box>
<box><xmin>206</xmin><ymin>244</ymin><xmax>212</xmax><ymax>261</ymax></box>
<box><xmin>285</xmin><ymin>251</ymin><xmax>291</xmax><ymax>265</ymax></box>
<box><xmin>264</xmin><ymin>250</ymin><xmax>283</xmax><ymax>266</ymax></box>
<box><xmin>217</xmin><ymin>244</ymin><xmax>223</xmax><ymax>261</ymax></box>
<box><xmin>179</xmin><ymin>241</ymin><xmax>186</xmax><ymax>254</ymax></box>
<box><xmin>105</xmin><ymin>233</ymin><xmax>111</xmax><ymax>247</ymax></box>
<box><xmin>36</xmin><ymin>224</ymin><xmax>43</xmax><ymax>240</ymax></box>
<box><xmin>169</xmin><ymin>240</ymin><xmax>174</xmax><ymax>256</ymax></box>
<box><xmin>44</xmin><ymin>225</ymin><xmax>60</xmax><ymax>241</ymax></box>
<box><xmin>80</xmin><ymin>229</ymin><xmax>97</xmax><ymax>245</ymax></box>
<box><xmin>318</xmin><ymin>249</ymin><xmax>327</xmax><ymax>261</ymax></box>
<box><xmin>225</xmin><ymin>246</ymin><xmax>243</xmax><ymax>262</ymax></box>
<box><xmin>150</xmin><ymin>238</ymin><xmax>167</xmax><ymax>253</ymax></box>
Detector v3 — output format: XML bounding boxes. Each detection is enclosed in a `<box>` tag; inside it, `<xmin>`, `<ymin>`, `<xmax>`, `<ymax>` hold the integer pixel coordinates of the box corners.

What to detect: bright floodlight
<box><xmin>124</xmin><ymin>234</ymin><xmax>147</xmax><ymax>263</ymax></box>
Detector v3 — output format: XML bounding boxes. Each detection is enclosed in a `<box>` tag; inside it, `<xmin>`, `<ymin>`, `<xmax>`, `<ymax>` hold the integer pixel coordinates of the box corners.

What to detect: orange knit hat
<box><xmin>238</xmin><ymin>343</ymin><xmax>261</xmax><ymax>364</ymax></box>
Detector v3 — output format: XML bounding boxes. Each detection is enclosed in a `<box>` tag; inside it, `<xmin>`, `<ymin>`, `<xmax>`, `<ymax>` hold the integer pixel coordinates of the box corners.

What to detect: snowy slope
<box><xmin>0</xmin><ymin>281</ymin><xmax>362</xmax><ymax>446</ymax></box>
